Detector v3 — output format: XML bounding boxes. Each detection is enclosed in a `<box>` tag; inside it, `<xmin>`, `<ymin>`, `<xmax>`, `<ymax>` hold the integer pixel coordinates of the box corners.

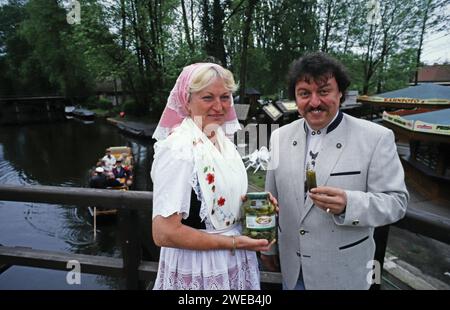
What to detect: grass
<box><xmin>91</xmin><ymin>108</ymin><xmax>113</xmax><ymax>117</ymax></box>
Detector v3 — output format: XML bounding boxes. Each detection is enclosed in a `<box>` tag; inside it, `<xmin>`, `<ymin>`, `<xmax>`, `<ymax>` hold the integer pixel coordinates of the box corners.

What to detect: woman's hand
<box><xmin>267</xmin><ymin>192</ymin><xmax>279</xmax><ymax>213</ymax></box>
<box><xmin>241</xmin><ymin>192</ymin><xmax>279</xmax><ymax>213</ymax></box>
<box><xmin>235</xmin><ymin>235</ymin><xmax>276</xmax><ymax>252</ymax></box>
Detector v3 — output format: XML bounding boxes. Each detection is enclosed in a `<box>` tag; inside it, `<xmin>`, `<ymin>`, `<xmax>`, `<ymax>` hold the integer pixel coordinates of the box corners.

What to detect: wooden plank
<box><xmin>120</xmin><ymin>209</ymin><xmax>142</xmax><ymax>289</ymax></box>
<box><xmin>138</xmin><ymin>261</ymin><xmax>159</xmax><ymax>281</ymax></box>
<box><xmin>395</xmin><ymin>208</ymin><xmax>450</xmax><ymax>245</ymax></box>
<box><xmin>0</xmin><ymin>246</ymin><xmax>123</xmax><ymax>277</ymax></box>
<box><xmin>0</xmin><ymin>246</ymin><xmax>158</xmax><ymax>281</ymax></box>
<box><xmin>259</xmin><ymin>270</ymin><xmax>282</xmax><ymax>284</ymax></box>
<box><xmin>0</xmin><ymin>184</ymin><xmax>153</xmax><ymax>211</ymax></box>
<box><xmin>0</xmin><ymin>264</ymin><xmax>11</xmax><ymax>274</ymax></box>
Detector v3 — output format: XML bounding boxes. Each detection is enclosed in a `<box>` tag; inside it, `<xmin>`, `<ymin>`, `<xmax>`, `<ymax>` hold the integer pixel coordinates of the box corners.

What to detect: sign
<box><xmin>263</xmin><ymin>103</ymin><xmax>282</xmax><ymax>121</ymax></box>
<box><xmin>359</xmin><ymin>96</ymin><xmax>450</xmax><ymax>105</ymax></box>
<box><xmin>275</xmin><ymin>101</ymin><xmax>298</xmax><ymax>113</ymax></box>
<box><xmin>383</xmin><ymin>111</ymin><xmax>450</xmax><ymax>136</ymax></box>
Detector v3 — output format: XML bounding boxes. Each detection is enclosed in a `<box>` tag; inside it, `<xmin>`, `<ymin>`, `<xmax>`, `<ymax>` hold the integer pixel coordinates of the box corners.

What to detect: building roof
<box><xmin>377</xmin><ymin>83</ymin><xmax>450</xmax><ymax>100</ymax></box>
<box><xmin>418</xmin><ymin>64</ymin><xmax>450</xmax><ymax>83</ymax></box>
<box><xmin>402</xmin><ymin>108</ymin><xmax>450</xmax><ymax>125</ymax></box>
<box><xmin>245</xmin><ymin>88</ymin><xmax>261</xmax><ymax>95</ymax></box>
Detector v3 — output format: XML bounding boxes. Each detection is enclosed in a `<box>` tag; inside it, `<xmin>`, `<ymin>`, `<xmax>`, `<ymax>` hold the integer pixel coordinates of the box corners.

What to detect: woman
<box><xmin>151</xmin><ymin>63</ymin><xmax>273</xmax><ymax>290</ymax></box>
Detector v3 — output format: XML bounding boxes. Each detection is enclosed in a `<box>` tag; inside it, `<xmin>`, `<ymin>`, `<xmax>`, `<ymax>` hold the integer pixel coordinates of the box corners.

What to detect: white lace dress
<box><xmin>151</xmin><ymin>139</ymin><xmax>260</xmax><ymax>290</ymax></box>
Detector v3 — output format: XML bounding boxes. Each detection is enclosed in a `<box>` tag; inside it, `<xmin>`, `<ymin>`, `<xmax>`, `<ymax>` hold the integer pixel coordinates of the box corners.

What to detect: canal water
<box><xmin>0</xmin><ymin>119</ymin><xmax>156</xmax><ymax>289</ymax></box>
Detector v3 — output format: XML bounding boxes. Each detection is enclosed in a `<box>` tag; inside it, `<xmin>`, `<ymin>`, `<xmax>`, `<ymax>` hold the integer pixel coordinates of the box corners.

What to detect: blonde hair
<box><xmin>189</xmin><ymin>64</ymin><xmax>238</xmax><ymax>95</ymax></box>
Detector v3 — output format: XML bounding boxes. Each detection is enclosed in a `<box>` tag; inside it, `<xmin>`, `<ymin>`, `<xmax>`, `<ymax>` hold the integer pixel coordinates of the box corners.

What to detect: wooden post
<box><xmin>93</xmin><ymin>207</ymin><xmax>97</xmax><ymax>239</ymax></box>
<box><xmin>119</xmin><ymin>208</ymin><xmax>142</xmax><ymax>290</ymax></box>
<box><xmin>370</xmin><ymin>225</ymin><xmax>390</xmax><ymax>290</ymax></box>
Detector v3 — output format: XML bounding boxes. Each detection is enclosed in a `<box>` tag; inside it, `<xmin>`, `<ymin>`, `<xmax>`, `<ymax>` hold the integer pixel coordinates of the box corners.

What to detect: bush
<box><xmin>98</xmin><ymin>98</ymin><xmax>113</xmax><ymax>110</ymax></box>
<box><xmin>83</xmin><ymin>96</ymin><xmax>113</xmax><ymax>110</ymax></box>
<box><xmin>123</xmin><ymin>99</ymin><xmax>147</xmax><ymax>116</ymax></box>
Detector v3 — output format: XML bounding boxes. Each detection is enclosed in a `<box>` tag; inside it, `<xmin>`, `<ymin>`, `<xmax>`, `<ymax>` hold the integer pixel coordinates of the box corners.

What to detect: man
<box><xmin>112</xmin><ymin>157</ymin><xmax>133</xmax><ymax>186</ymax></box>
<box><xmin>262</xmin><ymin>52</ymin><xmax>408</xmax><ymax>290</ymax></box>
<box><xmin>102</xmin><ymin>149</ymin><xmax>116</xmax><ymax>172</ymax></box>
<box><xmin>89</xmin><ymin>167</ymin><xmax>107</xmax><ymax>189</ymax></box>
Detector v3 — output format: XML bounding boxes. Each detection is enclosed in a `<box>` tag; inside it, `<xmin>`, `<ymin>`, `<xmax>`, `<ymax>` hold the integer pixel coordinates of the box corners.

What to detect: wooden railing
<box><xmin>0</xmin><ymin>184</ymin><xmax>282</xmax><ymax>289</ymax></box>
<box><xmin>1</xmin><ymin>185</ymin><xmax>448</xmax><ymax>289</ymax></box>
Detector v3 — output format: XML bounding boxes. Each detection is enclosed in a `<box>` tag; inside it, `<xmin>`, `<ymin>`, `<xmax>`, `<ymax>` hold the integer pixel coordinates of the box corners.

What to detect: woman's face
<box><xmin>188</xmin><ymin>78</ymin><xmax>232</xmax><ymax>132</ymax></box>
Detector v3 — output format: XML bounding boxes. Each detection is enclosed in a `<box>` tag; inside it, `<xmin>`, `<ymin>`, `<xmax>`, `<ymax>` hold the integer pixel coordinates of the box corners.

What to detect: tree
<box><xmin>239</xmin><ymin>0</ymin><xmax>258</xmax><ymax>102</ymax></box>
<box><xmin>358</xmin><ymin>0</ymin><xmax>417</xmax><ymax>94</ymax></box>
<box><xmin>413</xmin><ymin>0</ymin><xmax>450</xmax><ymax>84</ymax></box>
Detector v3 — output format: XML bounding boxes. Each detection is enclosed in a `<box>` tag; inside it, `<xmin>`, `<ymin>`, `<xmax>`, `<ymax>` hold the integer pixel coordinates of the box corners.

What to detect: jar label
<box><xmin>246</xmin><ymin>215</ymin><xmax>276</xmax><ymax>230</ymax></box>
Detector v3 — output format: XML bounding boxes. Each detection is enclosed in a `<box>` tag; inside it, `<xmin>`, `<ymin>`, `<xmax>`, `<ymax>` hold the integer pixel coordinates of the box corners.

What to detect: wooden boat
<box><xmin>72</xmin><ymin>108</ymin><xmax>96</xmax><ymax>121</ymax></box>
<box><xmin>88</xmin><ymin>146</ymin><xmax>134</xmax><ymax>219</ymax></box>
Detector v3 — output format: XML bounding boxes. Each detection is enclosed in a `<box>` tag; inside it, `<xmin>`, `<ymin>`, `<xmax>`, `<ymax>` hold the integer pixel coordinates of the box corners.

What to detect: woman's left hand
<box><xmin>235</xmin><ymin>235</ymin><xmax>276</xmax><ymax>252</ymax></box>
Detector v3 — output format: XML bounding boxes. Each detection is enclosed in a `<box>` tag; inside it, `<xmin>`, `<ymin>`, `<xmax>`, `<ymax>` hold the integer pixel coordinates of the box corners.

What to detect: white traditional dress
<box><xmin>151</xmin><ymin>118</ymin><xmax>260</xmax><ymax>290</ymax></box>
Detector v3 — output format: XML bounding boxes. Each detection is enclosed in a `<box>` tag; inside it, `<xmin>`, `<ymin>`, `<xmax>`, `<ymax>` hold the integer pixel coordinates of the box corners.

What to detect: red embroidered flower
<box><xmin>218</xmin><ymin>197</ymin><xmax>226</xmax><ymax>206</ymax></box>
<box><xmin>206</xmin><ymin>173</ymin><xmax>215</xmax><ymax>184</ymax></box>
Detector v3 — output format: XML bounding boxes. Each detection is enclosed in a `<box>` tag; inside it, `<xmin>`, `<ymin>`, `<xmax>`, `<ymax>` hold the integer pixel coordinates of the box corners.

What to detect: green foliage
<box><xmin>0</xmin><ymin>0</ymin><xmax>448</xmax><ymax>103</ymax></box>
<box><xmin>123</xmin><ymin>99</ymin><xmax>147</xmax><ymax>116</ymax></box>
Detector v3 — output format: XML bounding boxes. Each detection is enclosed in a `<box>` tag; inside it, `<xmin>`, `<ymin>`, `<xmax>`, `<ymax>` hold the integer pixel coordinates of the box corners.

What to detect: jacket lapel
<box><xmin>299</xmin><ymin>115</ymin><xmax>348</xmax><ymax>224</ymax></box>
<box><xmin>290</xmin><ymin>120</ymin><xmax>306</xmax><ymax>209</ymax></box>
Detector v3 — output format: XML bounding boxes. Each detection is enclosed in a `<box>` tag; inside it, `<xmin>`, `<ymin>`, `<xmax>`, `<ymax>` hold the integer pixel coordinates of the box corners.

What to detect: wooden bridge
<box><xmin>0</xmin><ymin>184</ymin><xmax>448</xmax><ymax>289</ymax></box>
<box><xmin>0</xmin><ymin>96</ymin><xmax>67</xmax><ymax>125</ymax></box>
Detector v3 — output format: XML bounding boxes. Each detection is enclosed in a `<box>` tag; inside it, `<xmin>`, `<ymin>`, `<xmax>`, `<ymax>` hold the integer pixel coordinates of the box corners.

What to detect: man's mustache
<box><xmin>306</xmin><ymin>105</ymin><xmax>328</xmax><ymax>112</ymax></box>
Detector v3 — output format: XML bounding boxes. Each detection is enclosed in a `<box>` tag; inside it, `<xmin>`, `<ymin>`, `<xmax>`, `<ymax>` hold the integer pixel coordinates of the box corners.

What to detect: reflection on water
<box><xmin>0</xmin><ymin>119</ymin><xmax>155</xmax><ymax>289</ymax></box>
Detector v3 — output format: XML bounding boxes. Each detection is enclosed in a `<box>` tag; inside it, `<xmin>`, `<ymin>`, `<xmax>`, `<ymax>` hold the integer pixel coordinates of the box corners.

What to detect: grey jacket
<box><xmin>265</xmin><ymin>113</ymin><xmax>409</xmax><ymax>290</ymax></box>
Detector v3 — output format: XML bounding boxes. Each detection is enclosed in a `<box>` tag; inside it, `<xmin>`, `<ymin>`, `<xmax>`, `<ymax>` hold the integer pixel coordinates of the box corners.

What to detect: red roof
<box><xmin>418</xmin><ymin>65</ymin><xmax>450</xmax><ymax>82</ymax></box>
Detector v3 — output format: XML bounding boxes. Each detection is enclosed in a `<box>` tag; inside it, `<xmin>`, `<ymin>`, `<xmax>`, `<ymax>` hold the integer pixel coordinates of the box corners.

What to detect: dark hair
<box><xmin>287</xmin><ymin>52</ymin><xmax>350</xmax><ymax>103</ymax></box>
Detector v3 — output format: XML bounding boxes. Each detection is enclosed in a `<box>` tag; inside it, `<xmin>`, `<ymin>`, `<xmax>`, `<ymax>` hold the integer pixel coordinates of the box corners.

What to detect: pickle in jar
<box><xmin>242</xmin><ymin>192</ymin><xmax>277</xmax><ymax>241</ymax></box>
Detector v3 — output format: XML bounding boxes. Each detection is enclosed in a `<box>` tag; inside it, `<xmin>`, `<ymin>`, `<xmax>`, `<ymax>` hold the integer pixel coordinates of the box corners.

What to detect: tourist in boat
<box><xmin>113</xmin><ymin>157</ymin><xmax>132</xmax><ymax>186</ymax></box>
<box><xmin>151</xmin><ymin>62</ymin><xmax>274</xmax><ymax>290</ymax></box>
<box><xmin>102</xmin><ymin>149</ymin><xmax>116</xmax><ymax>171</ymax></box>
<box><xmin>89</xmin><ymin>167</ymin><xmax>108</xmax><ymax>189</ymax></box>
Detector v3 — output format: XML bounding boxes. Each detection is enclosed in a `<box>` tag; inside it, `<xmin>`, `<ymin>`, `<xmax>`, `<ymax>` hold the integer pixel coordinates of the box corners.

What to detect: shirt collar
<box><xmin>303</xmin><ymin>110</ymin><xmax>343</xmax><ymax>135</ymax></box>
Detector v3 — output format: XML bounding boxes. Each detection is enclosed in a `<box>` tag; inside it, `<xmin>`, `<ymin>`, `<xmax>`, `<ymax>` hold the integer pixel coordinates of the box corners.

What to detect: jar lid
<box><xmin>246</xmin><ymin>192</ymin><xmax>269</xmax><ymax>200</ymax></box>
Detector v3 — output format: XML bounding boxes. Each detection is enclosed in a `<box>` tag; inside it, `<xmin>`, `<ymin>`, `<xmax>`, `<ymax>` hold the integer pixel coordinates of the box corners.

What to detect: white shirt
<box><xmin>102</xmin><ymin>154</ymin><xmax>116</xmax><ymax>171</ymax></box>
<box><xmin>304</xmin><ymin>111</ymin><xmax>339</xmax><ymax>172</ymax></box>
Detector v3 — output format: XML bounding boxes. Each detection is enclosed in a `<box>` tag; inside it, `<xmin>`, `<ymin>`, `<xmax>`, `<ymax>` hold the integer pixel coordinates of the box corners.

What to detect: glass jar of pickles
<box><xmin>242</xmin><ymin>192</ymin><xmax>276</xmax><ymax>241</ymax></box>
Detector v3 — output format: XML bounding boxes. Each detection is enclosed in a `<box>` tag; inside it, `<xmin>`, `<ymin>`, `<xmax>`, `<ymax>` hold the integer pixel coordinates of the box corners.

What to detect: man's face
<box><xmin>294</xmin><ymin>76</ymin><xmax>342</xmax><ymax>130</ymax></box>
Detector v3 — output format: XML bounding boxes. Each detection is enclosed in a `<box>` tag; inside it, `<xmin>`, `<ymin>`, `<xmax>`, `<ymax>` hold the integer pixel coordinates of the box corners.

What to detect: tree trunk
<box><xmin>239</xmin><ymin>0</ymin><xmax>258</xmax><ymax>103</ymax></box>
<box><xmin>181</xmin><ymin>0</ymin><xmax>193</xmax><ymax>51</ymax></box>
<box><xmin>415</xmin><ymin>2</ymin><xmax>429</xmax><ymax>85</ymax></box>
<box><xmin>321</xmin><ymin>0</ymin><xmax>332</xmax><ymax>53</ymax></box>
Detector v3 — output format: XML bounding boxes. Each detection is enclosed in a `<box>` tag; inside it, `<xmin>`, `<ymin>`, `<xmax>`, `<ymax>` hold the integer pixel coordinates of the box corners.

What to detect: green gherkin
<box><xmin>306</xmin><ymin>168</ymin><xmax>317</xmax><ymax>191</ymax></box>
<box><xmin>242</xmin><ymin>192</ymin><xmax>277</xmax><ymax>241</ymax></box>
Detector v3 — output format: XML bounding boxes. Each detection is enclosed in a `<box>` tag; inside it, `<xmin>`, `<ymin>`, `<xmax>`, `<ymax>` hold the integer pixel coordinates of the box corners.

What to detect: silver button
<box><xmin>299</xmin><ymin>229</ymin><xmax>306</xmax><ymax>235</ymax></box>
<box><xmin>296</xmin><ymin>251</ymin><xmax>301</xmax><ymax>257</ymax></box>
<box><xmin>352</xmin><ymin>220</ymin><xmax>359</xmax><ymax>225</ymax></box>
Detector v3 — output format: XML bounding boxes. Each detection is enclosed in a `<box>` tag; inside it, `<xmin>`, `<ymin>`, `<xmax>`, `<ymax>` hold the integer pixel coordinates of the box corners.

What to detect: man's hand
<box><xmin>309</xmin><ymin>186</ymin><xmax>347</xmax><ymax>215</ymax></box>
<box><xmin>260</xmin><ymin>254</ymin><xmax>280</xmax><ymax>272</ymax></box>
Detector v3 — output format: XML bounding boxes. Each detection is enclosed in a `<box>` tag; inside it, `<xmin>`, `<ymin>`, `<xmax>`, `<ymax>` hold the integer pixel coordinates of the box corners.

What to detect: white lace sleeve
<box><xmin>150</xmin><ymin>144</ymin><xmax>194</xmax><ymax>220</ymax></box>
